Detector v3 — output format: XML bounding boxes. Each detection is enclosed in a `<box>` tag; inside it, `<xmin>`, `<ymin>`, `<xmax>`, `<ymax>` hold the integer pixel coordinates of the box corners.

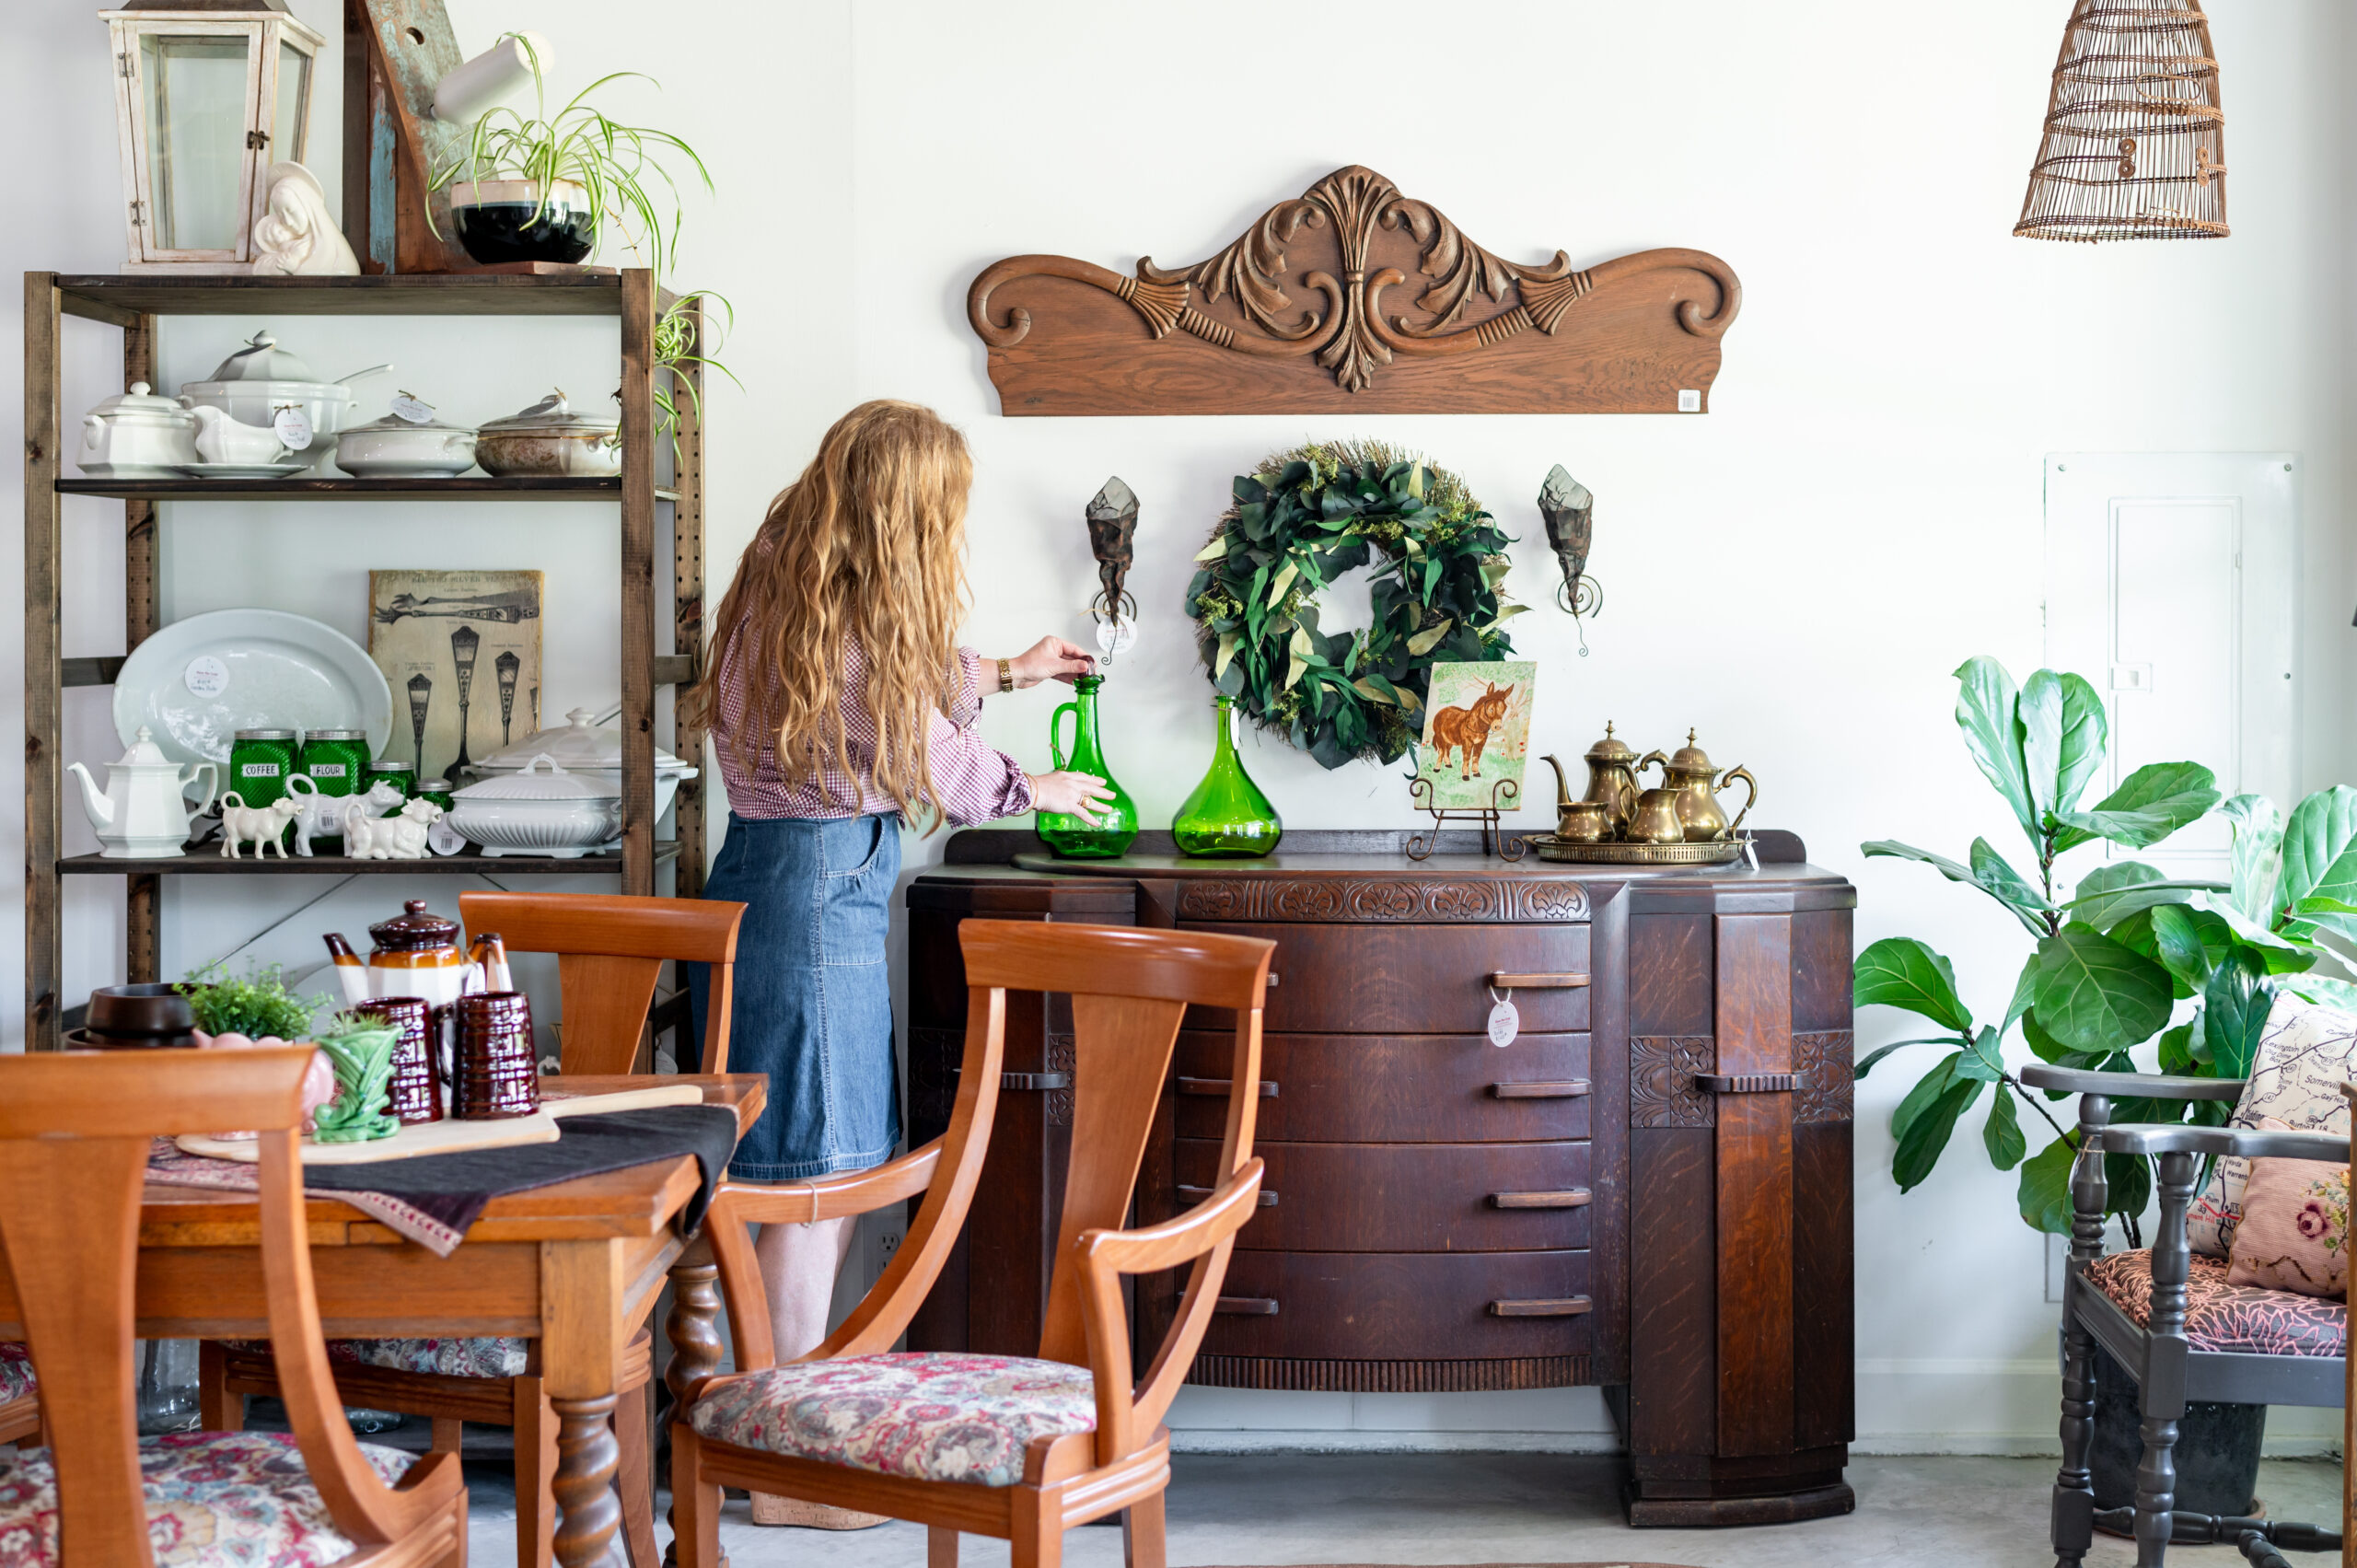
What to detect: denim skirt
<box><xmin>688</xmin><ymin>812</ymin><xmax>902</xmax><ymax>1181</ymax></box>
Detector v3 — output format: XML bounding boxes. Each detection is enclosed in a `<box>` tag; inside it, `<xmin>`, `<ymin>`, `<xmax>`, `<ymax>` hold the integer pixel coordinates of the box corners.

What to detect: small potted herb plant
<box><xmin>177</xmin><ymin>962</ymin><xmax>337</xmax><ymax>1130</ymax></box>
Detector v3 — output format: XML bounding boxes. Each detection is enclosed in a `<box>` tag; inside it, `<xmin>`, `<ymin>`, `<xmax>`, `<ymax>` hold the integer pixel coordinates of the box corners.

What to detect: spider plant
<box><xmin>651</xmin><ymin>289</ymin><xmax>742</xmax><ymax>453</ymax></box>
<box><xmin>427</xmin><ymin>33</ymin><xmax>713</xmax><ymax>276</ymax></box>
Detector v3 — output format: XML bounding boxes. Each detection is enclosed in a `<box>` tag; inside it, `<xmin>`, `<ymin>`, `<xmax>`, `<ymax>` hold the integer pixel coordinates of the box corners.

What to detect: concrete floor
<box><xmin>453</xmin><ymin>1451</ymin><xmax>2346</xmax><ymax>1567</ymax></box>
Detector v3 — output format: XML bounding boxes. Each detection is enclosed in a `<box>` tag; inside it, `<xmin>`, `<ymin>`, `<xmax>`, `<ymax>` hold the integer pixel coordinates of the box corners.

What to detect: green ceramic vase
<box><xmin>1036</xmin><ymin>675</ymin><xmax>1139</xmax><ymax>859</ymax></box>
<box><xmin>1172</xmin><ymin>696</ymin><xmax>1283</xmax><ymax>857</ymax></box>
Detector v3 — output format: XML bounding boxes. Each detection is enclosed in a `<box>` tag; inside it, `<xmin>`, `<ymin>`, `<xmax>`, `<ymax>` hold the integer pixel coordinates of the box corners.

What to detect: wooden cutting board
<box><xmin>176</xmin><ymin>1082</ymin><xmax>706</xmax><ymax>1165</ymax></box>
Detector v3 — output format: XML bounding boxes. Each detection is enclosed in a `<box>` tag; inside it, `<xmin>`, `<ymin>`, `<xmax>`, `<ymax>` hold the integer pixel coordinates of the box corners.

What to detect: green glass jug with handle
<box><xmin>1036</xmin><ymin>673</ymin><xmax>1139</xmax><ymax>858</ymax></box>
<box><xmin>1172</xmin><ymin>694</ymin><xmax>1283</xmax><ymax>856</ymax></box>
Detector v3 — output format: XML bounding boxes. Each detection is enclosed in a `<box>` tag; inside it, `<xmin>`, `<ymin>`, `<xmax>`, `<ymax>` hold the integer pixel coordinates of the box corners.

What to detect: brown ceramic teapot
<box><xmin>1643</xmin><ymin>729</ymin><xmax>1759</xmax><ymax>842</ymax></box>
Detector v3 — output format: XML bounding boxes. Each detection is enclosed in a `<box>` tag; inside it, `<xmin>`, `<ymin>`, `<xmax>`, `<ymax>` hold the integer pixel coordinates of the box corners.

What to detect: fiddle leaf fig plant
<box><xmin>1862</xmin><ymin>661</ymin><xmax>2357</xmax><ymax>1237</ymax></box>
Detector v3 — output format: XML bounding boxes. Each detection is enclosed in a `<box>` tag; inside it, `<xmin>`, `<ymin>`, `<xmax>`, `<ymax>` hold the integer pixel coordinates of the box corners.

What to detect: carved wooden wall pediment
<box><xmin>966</xmin><ymin>165</ymin><xmax>1740</xmax><ymax>416</ymax></box>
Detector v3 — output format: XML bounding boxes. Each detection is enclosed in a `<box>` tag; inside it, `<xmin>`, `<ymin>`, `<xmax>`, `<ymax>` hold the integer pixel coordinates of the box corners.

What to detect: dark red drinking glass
<box><xmin>450</xmin><ymin>992</ymin><xmax>540</xmax><ymax>1120</ymax></box>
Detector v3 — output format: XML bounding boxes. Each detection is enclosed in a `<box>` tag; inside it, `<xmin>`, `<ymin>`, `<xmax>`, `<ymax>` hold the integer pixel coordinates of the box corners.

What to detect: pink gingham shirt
<box><xmin>711</xmin><ymin>636</ymin><xmax>1036</xmax><ymax>825</ymax></box>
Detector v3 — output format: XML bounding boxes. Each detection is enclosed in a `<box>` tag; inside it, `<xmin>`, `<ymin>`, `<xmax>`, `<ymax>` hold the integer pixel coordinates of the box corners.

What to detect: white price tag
<box><xmin>390</xmin><ymin>392</ymin><xmax>435</xmax><ymax>424</ymax></box>
<box><xmin>183</xmin><ymin>655</ymin><xmax>229</xmax><ymax>696</ymax></box>
<box><xmin>1487</xmin><ymin>996</ymin><xmax>1520</xmax><ymax>1048</ymax></box>
<box><xmin>428</xmin><ymin>819</ymin><xmax>467</xmax><ymax>856</ymax></box>
<box><xmin>1094</xmin><ymin>614</ymin><xmax>1136</xmax><ymax>658</ymax></box>
<box><xmin>272</xmin><ymin>405</ymin><xmax>313</xmax><ymax>448</ymax></box>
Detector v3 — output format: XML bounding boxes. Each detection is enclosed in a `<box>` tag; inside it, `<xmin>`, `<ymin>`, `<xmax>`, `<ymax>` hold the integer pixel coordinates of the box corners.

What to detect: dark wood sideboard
<box><xmin>903</xmin><ymin>827</ymin><xmax>1856</xmax><ymax>1527</ymax></box>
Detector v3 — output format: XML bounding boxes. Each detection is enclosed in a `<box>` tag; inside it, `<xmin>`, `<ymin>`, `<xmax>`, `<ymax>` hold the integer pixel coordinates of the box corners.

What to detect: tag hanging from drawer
<box><xmin>1486</xmin><ymin>984</ymin><xmax>1519</xmax><ymax>1048</ymax></box>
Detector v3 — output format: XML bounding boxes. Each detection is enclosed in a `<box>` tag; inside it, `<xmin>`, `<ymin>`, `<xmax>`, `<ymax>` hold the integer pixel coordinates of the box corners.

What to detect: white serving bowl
<box><xmin>335</xmin><ymin>410</ymin><xmax>479</xmax><ymax>477</ymax></box>
<box><xmin>177</xmin><ymin>330</ymin><xmax>388</xmax><ymax>457</ymax></box>
<box><xmin>446</xmin><ymin>755</ymin><xmax>623</xmax><ymax>858</ymax></box>
<box><xmin>463</xmin><ymin>706</ymin><xmax>696</xmax><ymax>822</ymax></box>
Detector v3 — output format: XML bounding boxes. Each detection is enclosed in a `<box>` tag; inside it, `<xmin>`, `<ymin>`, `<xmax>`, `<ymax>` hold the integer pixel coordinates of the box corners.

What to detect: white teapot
<box><xmin>179</xmin><ymin>401</ymin><xmax>294</xmax><ymax>466</ymax></box>
<box><xmin>67</xmin><ymin>726</ymin><xmax>216</xmax><ymax>858</ymax></box>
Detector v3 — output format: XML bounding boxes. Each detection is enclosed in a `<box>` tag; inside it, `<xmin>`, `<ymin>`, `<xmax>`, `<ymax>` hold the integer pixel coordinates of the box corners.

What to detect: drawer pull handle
<box><xmin>1177</xmin><ymin>1076</ymin><xmax>1280</xmax><ymax>1099</ymax></box>
<box><xmin>950</xmin><ymin>1069</ymin><xmax>1074</xmax><ymax>1092</ymax></box>
<box><xmin>1490</xmin><ymin>1189</ymin><xmax>1592</xmax><ymax>1210</ymax></box>
<box><xmin>1695</xmin><ymin>1072</ymin><xmax>1798</xmax><ymax>1094</ymax></box>
<box><xmin>1180</xmin><ymin>1183</ymin><xmax>1277</xmax><ymax>1208</ymax></box>
<box><xmin>1490</xmin><ymin>1080</ymin><xmax>1591</xmax><ymax>1099</ymax></box>
<box><xmin>1489</xmin><ymin>1296</ymin><xmax>1593</xmax><ymax>1318</ymax></box>
<box><xmin>1489</xmin><ymin>971</ymin><xmax>1589</xmax><ymax>989</ymax></box>
<box><xmin>1216</xmin><ymin>1296</ymin><xmax>1279</xmax><ymax>1316</ymax></box>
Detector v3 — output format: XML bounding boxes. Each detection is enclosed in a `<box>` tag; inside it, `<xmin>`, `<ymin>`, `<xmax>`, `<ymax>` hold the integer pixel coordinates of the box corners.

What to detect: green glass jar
<box><xmin>298</xmin><ymin>729</ymin><xmax>370</xmax><ymax>798</ymax></box>
<box><xmin>1172</xmin><ymin>696</ymin><xmax>1283</xmax><ymax>857</ymax></box>
<box><xmin>1035</xmin><ymin>675</ymin><xmax>1138</xmax><ymax>859</ymax></box>
<box><xmin>226</xmin><ymin>728</ymin><xmax>297</xmax><ymax>808</ymax></box>
<box><xmin>366</xmin><ymin>759</ymin><xmax>415</xmax><ymax>807</ymax></box>
<box><xmin>415</xmin><ymin>778</ymin><xmax>456</xmax><ymax>814</ymax></box>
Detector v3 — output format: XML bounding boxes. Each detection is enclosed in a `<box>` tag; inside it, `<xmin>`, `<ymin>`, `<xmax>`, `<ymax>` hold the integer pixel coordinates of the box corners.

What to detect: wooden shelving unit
<box><xmin>23</xmin><ymin>269</ymin><xmax>707</xmax><ymax>1051</ymax></box>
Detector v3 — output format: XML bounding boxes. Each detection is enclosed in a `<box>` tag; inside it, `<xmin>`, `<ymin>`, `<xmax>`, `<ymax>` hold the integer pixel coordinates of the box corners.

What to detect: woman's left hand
<box><xmin>1002</xmin><ymin>636</ymin><xmax>1096</xmax><ymax>690</ymax></box>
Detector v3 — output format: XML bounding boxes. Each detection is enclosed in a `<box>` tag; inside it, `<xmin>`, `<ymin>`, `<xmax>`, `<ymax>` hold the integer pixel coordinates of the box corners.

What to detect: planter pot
<box><xmin>447</xmin><ymin>179</ymin><xmax>596</xmax><ymax>266</ymax></box>
<box><xmin>2089</xmin><ymin>1342</ymin><xmax>2265</xmax><ymax>1527</ymax></box>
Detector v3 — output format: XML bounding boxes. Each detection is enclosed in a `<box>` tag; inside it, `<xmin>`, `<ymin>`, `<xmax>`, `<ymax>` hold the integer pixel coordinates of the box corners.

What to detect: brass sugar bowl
<box><xmin>1642</xmin><ymin>729</ymin><xmax>1758</xmax><ymax>842</ymax></box>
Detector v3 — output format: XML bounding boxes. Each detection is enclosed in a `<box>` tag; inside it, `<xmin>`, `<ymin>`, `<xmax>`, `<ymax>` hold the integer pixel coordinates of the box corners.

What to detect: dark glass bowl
<box><xmin>451</xmin><ymin>196</ymin><xmax>596</xmax><ymax>266</ymax></box>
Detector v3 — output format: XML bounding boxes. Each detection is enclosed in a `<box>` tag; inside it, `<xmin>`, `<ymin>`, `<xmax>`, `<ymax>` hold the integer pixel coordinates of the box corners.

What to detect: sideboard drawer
<box><xmin>1197</xmin><ymin>1249</ymin><xmax>1593</xmax><ymax>1361</ymax></box>
<box><xmin>1174</xmin><ymin>1030</ymin><xmax>1590</xmax><ymax>1143</ymax></box>
<box><xmin>1175</xmin><ymin>1138</ymin><xmax>1591</xmax><ymax>1252</ymax></box>
<box><xmin>1178</xmin><ymin>923</ymin><xmax>1591</xmax><ymax>1035</ymax></box>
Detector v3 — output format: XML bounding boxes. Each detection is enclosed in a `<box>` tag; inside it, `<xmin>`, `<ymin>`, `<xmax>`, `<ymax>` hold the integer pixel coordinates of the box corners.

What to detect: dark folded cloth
<box><xmin>299</xmin><ymin>1104</ymin><xmax>742</xmax><ymax>1247</ymax></box>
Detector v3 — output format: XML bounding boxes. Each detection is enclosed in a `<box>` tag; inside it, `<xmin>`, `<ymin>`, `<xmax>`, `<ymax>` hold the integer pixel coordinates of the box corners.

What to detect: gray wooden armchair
<box><xmin>2022</xmin><ymin>1065</ymin><xmax>2347</xmax><ymax>1568</ymax></box>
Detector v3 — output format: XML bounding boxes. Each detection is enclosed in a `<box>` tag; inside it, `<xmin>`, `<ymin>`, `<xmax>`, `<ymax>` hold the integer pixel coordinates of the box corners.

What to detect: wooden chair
<box><xmin>0</xmin><ymin>1344</ymin><xmax>38</xmax><ymax>1446</ymax></box>
<box><xmin>0</xmin><ymin>1047</ymin><xmax>467</xmax><ymax>1566</ymax></box>
<box><xmin>670</xmin><ymin>920</ymin><xmax>1272</xmax><ymax>1568</ymax></box>
<box><xmin>2025</xmin><ymin>1065</ymin><xmax>2346</xmax><ymax>1568</ymax></box>
<box><xmin>204</xmin><ymin>890</ymin><xmax>747</xmax><ymax>1568</ymax></box>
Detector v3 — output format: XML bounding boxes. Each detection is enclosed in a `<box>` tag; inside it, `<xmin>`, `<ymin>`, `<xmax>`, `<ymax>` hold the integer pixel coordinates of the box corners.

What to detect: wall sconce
<box><xmin>1538</xmin><ymin>465</ymin><xmax>1600</xmax><ymax>655</ymax></box>
<box><xmin>1086</xmin><ymin>476</ymin><xmax>1139</xmax><ymax>663</ymax></box>
<box><xmin>103</xmin><ymin>0</ymin><xmax>325</xmax><ymax>271</ymax></box>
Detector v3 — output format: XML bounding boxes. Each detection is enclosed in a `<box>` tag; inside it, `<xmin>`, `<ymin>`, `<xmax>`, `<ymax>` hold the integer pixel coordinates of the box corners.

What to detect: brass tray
<box><xmin>1527</xmin><ymin>834</ymin><xmax>1747</xmax><ymax>865</ymax></box>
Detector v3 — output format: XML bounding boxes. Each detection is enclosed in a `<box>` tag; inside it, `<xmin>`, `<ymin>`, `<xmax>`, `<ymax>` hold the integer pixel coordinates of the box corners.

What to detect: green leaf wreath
<box><xmin>1184</xmin><ymin>441</ymin><xmax>1522</xmax><ymax>771</ymax></box>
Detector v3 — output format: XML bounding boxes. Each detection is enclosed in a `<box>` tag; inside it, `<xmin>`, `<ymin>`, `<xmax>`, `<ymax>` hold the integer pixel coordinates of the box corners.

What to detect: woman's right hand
<box><xmin>1029</xmin><ymin>770</ymin><xmax>1115</xmax><ymax>825</ymax></box>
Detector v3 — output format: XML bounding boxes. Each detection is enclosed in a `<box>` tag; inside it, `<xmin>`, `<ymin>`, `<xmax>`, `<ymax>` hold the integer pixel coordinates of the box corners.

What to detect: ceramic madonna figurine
<box><xmin>250</xmin><ymin>162</ymin><xmax>359</xmax><ymax>276</ymax></box>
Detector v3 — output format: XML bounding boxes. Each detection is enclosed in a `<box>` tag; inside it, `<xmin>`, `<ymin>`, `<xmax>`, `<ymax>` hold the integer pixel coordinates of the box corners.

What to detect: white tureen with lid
<box><xmin>77</xmin><ymin>382</ymin><xmax>203</xmax><ymax>478</ymax></box>
<box><xmin>465</xmin><ymin>707</ymin><xmax>697</xmax><ymax>821</ymax></box>
<box><xmin>178</xmin><ymin>331</ymin><xmax>389</xmax><ymax>456</ymax></box>
<box><xmin>446</xmin><ymin>755</ymin><xmax>624</xmax><ymax>858</ymax></box>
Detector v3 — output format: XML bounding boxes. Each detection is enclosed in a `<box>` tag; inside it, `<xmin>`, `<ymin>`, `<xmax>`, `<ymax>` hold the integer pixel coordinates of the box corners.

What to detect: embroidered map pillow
<box><xmin>2189</xmin><ymin>993</ymin><xmax>2357</xmax><ymax>1258</ymax></box>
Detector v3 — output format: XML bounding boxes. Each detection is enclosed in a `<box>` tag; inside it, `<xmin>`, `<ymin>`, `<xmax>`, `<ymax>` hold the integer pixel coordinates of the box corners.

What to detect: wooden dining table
<box><xmin>0</xmin><ymin>1073</ymin><xmax>763</xmax><ymax>1568</ymax></box>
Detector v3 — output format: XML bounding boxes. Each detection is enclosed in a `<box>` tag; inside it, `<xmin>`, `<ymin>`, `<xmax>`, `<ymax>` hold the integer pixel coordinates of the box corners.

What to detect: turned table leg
<box><xmin>545</xmin><ymin>1240</ymin><xmax>628</xmax><ymax>1568</ymax></box>
<box><xmin>664</xmin><ymin>1240</ymin><xmax>727</xmax><ymax>1568</ymax></box>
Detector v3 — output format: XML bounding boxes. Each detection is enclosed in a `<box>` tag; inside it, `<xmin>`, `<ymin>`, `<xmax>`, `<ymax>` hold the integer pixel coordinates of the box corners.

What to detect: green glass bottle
<box><xmin>1172</xmin><ymin>695</ymin><xmax>1283</xmax><ymax>857</ymax></box>
<box><xmin>1035</xmin><ymin>674</ymin><xmax>1139</xmax><ymax>859</ymax></box>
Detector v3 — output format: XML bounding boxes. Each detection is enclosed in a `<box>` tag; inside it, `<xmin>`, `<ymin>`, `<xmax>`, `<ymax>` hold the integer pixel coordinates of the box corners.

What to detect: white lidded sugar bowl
<box><xmin>77</xmin><ymin>383</ymin><xmax>202</xmax><ymax>478</ymax></box>
<box><xmin>66</xmin><ymin>726</ymin><xmax>217</xmax><ymax>857</ymax></box>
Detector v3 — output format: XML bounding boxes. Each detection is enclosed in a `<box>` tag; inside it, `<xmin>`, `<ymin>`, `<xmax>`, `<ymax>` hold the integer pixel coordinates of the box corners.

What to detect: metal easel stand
<box><xmin>1405</xmin><ymin>774</ymin><xmax>1527</xmax><ymax>862</ymax></box>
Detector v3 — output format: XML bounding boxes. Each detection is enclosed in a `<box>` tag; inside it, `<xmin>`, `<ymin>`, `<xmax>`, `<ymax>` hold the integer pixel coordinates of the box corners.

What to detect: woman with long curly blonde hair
<box><xmin>683</xmin><ymin>404</ymin><xmax>1105</xmax><ymax>1514</ymax></box>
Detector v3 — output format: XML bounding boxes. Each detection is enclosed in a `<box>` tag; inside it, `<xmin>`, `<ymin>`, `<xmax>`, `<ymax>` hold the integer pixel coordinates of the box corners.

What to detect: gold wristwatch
<box><xmin>997</xmin><ymin>657</ymin><xmax>1014</xmax><ymax>694</ymax></box>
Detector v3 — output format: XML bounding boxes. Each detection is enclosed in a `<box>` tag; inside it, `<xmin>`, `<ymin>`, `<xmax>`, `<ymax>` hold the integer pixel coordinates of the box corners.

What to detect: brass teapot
<box><xmin>1545</xmin><ymin>723</ymin><xmax>1650</xmax><ymax>839</ymax></box>
<box><xmin>1642</xmin><ymin>729</ymin><xmax>1759</xmax><ymax>842</ymax></box>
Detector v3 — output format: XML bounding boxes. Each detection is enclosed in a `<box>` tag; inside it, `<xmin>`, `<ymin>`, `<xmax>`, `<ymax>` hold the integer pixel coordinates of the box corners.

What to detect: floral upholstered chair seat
<box><xmin>2086</xmin><ymin>1249</ymin><xmax>2347</xmax><ymax>1358</ymax></box>
<box><xmin>0</xmin><ymin>1429</ymin><xmax>410</xmax><ymax>1566</ymax></box>
<box><xmin>224</xmin><ymin>1336</ymin><xmax>528</xmax><ymax>1380</ymax></box>
<box><xmin>0</xmin><ymin>1347</ymin><xmax>33</xmax><ymax>1408</ymax></box>
<box><xmin>688</xmin><ymin>1352</ymin><xmax>1097</xmax><ymax>1488</ymax></box>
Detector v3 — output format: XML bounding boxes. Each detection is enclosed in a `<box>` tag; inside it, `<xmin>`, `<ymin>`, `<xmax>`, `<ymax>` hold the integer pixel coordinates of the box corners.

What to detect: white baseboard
<box><xmin>1157</xmin><ymin>1362</ymin><xmax>2343</xmax><ymax>1459</ymax></box>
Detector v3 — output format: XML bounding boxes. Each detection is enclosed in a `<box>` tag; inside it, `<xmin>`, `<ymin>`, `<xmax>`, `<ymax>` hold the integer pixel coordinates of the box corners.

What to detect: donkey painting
<box><xmin>1427</xmin><ymin>680</ymin><xmax>1516</xmax><ymax>780</ymax></box>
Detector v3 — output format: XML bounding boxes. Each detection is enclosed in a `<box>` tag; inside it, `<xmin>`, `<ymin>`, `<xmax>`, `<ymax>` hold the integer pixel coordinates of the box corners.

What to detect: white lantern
<box><xmin>102</xmin><ymin>1</ymin><xmax>326</xmax><ymax>272</ymax></box>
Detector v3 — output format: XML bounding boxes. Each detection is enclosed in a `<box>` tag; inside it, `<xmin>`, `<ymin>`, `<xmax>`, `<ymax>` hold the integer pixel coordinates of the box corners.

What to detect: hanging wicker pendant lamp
<box><xmin>2015</xmin><ymin>0</ymin><xmax>2227</xmax><ymax>240</ymax></box>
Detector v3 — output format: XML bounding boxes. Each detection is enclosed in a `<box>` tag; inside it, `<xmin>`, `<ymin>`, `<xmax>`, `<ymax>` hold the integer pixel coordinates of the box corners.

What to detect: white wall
<box><xmin>4</xmin><ymin>0</ymin><xmax>2351</xmax><ymax>1453</ymax></box>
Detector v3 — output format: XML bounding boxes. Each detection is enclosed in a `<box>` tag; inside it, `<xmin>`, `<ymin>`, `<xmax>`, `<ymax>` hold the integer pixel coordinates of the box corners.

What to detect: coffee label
<box><xmin>240</xmin><ymin>761</ymin><xmax>279</xmax><ymax>778</ymax></box>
